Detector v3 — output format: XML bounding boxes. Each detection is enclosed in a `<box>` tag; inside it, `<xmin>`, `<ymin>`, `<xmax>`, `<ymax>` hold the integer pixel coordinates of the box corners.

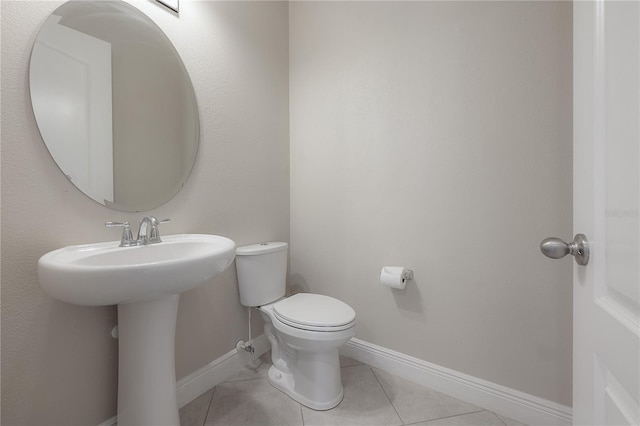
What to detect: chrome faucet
<box><xmin>137</xmin><ymin>216</ymin><xmax>157</xmax><ymax>245</ymax></box>
<box><xmin>137</xmin><ymin>216</ymin><xmax>171</xmax><ymax>245</ymax></box>
<box><xmin>106</xmin><ymin>216</ymin><xmax>171</xmax><ymax>247</ymax></box>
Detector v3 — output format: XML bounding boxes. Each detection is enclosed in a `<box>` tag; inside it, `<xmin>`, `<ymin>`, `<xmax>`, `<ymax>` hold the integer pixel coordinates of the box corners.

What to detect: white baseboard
<box><xmin>98</xmin><ymin>415</ymin><xmax>117</xmax><ymax>426</ymax></box>
<box><xmin>176</xmin><ymin>334</ymin><xmax>270</xmax><ymax>408</ymax></box>
<box><xmin>340</xmin><ymin>338</ymin><xmax>572</xmax><ymax>426</ymax></box>
<box><xmin>98</xmin><ymin>334</ymin><xmax>270</xmax><ymax>426</ymax></box>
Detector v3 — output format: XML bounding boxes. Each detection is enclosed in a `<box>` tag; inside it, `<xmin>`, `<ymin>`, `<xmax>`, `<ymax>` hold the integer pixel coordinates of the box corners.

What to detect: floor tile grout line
<box><xmin>494</xmin><ymin>412</ymin><xmax>509</xmax><ymax>426</ymax></box>
<box><xmin>368</xmin><ymin>364</ymin><xmax>498</xmax><ymax>426</ymax></box>
<box><xmin>369</xmin><ymin>365</ymin><xmax>405</xmax><ymax>425</ymax></box>
<box><xmin>339</xmin><ymin>359</ymin><xmax>364</xmax><ymax>368</ymax></box>
<box><xmin>340</xmin><ymin>363</ymin><xmax>365</xmax><ymax>370</ymax></box>
<box><xmin>402</xmin><ymin>409</ymin><xmax>488</xmax><ymax>426</ymax></box>
<box><xmin>202</xmin><ymin>386</ymin><xmax>216</xmax><ymax>426</ymax></box>
<box><xmin>223</xmin><ymin>375</ymin><xmax>269</xmax><ymax>384</ymax></box>
<box><xmin>300</xmin><ymin>403</ymin><xmax>305</xmax><ymax>426</ymax></box>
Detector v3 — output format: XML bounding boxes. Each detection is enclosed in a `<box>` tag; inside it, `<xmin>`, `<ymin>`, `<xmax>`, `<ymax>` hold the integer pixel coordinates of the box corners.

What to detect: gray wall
<box><xmin>0</xmin><ymin>1</ymin><xmax>289</xmax><ymax>424</ymax></box>
<box><xmin>289</xmin><ymin>1</ymin><xmax>573</xmax><ymax>406</ymax></box>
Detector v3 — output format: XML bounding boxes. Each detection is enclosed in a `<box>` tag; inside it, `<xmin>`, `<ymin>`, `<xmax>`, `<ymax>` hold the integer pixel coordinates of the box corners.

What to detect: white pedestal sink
<box><xmin>38</xmin><ymin>234</ymin><xmax>236</xmax><ymax>426</ymax></box>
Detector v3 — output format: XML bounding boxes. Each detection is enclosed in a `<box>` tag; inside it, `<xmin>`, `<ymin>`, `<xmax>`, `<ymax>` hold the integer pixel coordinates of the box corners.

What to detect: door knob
<box><xmin>540</xmin><ymin>234</ymin><xmax>589</xmax><ymax>265</ymax></box>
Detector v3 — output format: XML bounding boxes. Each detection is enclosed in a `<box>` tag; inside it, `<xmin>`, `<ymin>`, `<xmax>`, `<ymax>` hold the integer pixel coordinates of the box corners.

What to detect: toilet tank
<box><xmin>235</xmin><ymin>242</ymin><xmax>288</xmax><ymax>307</ymax></box>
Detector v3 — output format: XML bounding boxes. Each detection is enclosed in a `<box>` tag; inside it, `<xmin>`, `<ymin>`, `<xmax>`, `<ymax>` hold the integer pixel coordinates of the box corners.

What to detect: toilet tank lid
<box><xmin>236</xmin><ymin>242</ymin><xmax>288</xmax><ymax>256</ymax></box>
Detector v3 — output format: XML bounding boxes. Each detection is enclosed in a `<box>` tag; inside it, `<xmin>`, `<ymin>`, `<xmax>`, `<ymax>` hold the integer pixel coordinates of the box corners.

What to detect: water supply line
<box><xmin>238</xmin><ymin>307</ymin><xmax>255</xmax><ymax>354</ymax></box>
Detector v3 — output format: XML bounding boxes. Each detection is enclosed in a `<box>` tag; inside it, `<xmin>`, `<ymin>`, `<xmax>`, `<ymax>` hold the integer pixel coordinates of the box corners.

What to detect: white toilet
<box><xmin>235</xmin><ymin>242</ymin><xmax>356</xmax><ymax>410</ymax></box>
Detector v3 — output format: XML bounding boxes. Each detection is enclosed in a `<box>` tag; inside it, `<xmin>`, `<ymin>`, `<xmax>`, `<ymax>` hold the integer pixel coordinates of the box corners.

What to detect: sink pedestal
<box><xmin>117</xmin><ymin>294</ymin><xmax>180</xmax><ymax>426</ymax></box>
<box><xmin>38</xmin><ymin>234</ymin><xmax>237</xmax><ymax>424</ymax></box>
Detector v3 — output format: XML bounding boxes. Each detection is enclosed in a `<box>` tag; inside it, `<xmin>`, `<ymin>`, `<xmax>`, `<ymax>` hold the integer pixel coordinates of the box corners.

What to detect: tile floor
<box><xmin>180</xmin><ymin>354</ymin><xmax>527</xmax><ymax>426</ymax></box>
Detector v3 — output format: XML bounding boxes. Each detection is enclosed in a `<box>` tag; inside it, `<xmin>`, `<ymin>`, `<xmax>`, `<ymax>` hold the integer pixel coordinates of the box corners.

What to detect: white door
<box><xmin>573</xmin><ymin>1</ymin><xmax>640</xmax><ymax>425</ymax></box>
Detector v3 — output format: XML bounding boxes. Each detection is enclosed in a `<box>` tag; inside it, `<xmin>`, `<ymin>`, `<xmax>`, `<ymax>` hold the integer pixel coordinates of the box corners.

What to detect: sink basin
<box><xmin>38</xmin><ymin>234</ymin><xmax>236</xmax><ymax>426</ymax></box>
<box><xmin>38</xmin><ymin>234</ymin><xmax>236</xmax><ymax>306</ymax></box>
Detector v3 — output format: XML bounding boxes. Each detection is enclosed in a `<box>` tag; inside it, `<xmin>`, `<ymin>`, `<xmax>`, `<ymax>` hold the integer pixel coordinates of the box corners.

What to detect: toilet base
<box><xmin>258</xmin><ymin>299</ymin><xmax>354</xmax><ymax>411</ymax></box>
<box><xmin>267</xmin><ymin>365</ymin><xmax>344</xmax><ymax>411</ymax></box>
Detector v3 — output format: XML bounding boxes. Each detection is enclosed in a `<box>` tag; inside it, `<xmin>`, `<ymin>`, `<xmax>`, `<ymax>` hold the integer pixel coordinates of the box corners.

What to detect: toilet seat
<box><xmin>273</xmin><ymin>293</ymin><xmax>356</xmax><ymax>332</ymax></box>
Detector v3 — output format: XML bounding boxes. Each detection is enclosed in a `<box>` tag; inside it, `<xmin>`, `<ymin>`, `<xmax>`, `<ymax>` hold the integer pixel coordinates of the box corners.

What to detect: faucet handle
<box><xmin>105</xmin><ymin>221</ymin><xmax>135</xmax><ymax>247</ymax></box>
<box><xmin>149</xmin><ymin>218</ymin><xmax>171</xmax><ymax>244</ymax></box>
<box><xmin>105</xmin><ymin>220</ymin><xmax>130</xmax><ymax>228</ymax></box>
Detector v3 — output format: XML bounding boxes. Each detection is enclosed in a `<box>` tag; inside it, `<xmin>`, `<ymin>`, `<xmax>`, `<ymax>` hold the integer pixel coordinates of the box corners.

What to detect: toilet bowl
<box><xmin>235</xmin><ymin>242</ymin><xmax>356</xmax><ymax>410</ymax></box>
<box><xmin>260</xmin><ymin>293</ymin><xmax>355</xmax><ymax>410</ymax></box>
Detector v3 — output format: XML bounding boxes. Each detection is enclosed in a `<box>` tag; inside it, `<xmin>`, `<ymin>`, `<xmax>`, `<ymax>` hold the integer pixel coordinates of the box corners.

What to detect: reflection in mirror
<box><xmin>30</xmin><ymin>1</ymin><xmax>199</xmax><ymax>212</ymax></box>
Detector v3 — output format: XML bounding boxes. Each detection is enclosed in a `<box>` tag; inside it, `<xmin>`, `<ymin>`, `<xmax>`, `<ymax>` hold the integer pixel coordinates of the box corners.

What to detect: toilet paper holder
<box><xmin>401</xmin><ymin>269</ymin><xmax>414</xmax><ymax>281</ymax></box>
<box><xmin>380</xmin><ymin>266</ymin><xmax>414</xmax><ymax>289</ymax></box>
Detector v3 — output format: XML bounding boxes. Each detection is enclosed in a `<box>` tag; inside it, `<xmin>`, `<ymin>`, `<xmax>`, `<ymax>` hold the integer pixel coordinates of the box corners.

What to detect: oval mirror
<box><xmin>29</xmin><ymin>1</ymin><xmax>199</xmax><ymax>212</ymax></box>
